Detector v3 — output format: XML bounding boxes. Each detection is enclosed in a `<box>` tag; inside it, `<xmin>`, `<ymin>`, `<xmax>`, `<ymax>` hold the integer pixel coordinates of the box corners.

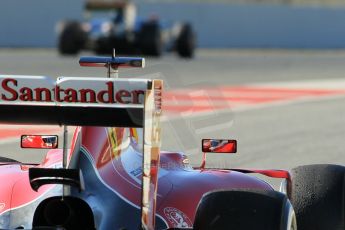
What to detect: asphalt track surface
<box><xmin>0</xmin><ymin>48</ymin><xmax>345</xmax><ymax>188</ymax></box>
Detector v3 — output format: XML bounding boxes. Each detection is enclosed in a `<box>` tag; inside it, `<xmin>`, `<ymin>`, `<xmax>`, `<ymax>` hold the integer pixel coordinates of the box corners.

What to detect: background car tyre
<box><xmin>94</xmin><ymin>37</ymin><xmax>111</xmax><ymax>55</ymax></box>
<box><xmin>58</xmin><ymin>21</ymin><xmax>87</xmax><ymax>55</ymax></box>
<box><xmin>139</xmin><ymin>22</ymin><xmax>163</xmax><ymax>57</ymax></box>
<box><xmin>176</xmin><ymin>23</ymin><xmax>195</xmax><ymax>58</ymax></box>
<box><xmin>193</xmin><ymin>189</ymin><xmax>297</xmax><ymax>230</ymax></box>
<box><xmin>290</xmin><ymin>164</ymin><xmax>345</xmax><ymax>230</ymax></box>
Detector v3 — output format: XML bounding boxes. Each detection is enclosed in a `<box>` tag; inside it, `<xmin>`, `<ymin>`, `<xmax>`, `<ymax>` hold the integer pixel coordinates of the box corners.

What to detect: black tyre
<box><xmin>94</xmin><ymin>37</ymin><xmax>111</xmax><ymax>55</ymax></box>
<box><xmin>176</xmin><ymin>23</ymin><xmax>195</xmax><ymax>58</ymax></box>
<box><xmin>290</xmin><ymin>164</ymin><xmax>345</xmax><ymax>230</ymax></box>
<box><xmin>194</xmin><ymin>189</ymin><xmax>297</xmax><ymax>230</ymax></box>
<box><xmin>58</xmin><ymin>21</ymin><xmax>87</xmax><ymax>55</ymax></box>
<box><xmin>139</xmin><ymin>22</ymin><xmax>163</xmax><ymax>57</ymax></box>
<box><xmin>33</xmin><ymin>196</ymin><xmax>95</xmax><ymax>230</ymax></box>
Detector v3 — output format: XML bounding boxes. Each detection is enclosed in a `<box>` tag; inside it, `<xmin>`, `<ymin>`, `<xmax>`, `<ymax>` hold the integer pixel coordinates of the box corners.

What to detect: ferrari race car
<box><xmin>0</xmin><ymin>53</ymin><xmax>343</xmax><ymax>230</ymax></box>
<box><xmin>57</xmin><ymin>0</ymin><xmax>195</xmax><ymax>58</ymax></box>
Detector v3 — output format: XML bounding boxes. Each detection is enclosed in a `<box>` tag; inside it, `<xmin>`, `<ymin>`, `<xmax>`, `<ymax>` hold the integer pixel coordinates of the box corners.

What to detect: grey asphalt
<box><xmin>0</xmin><ymin>49</ymin><xmax>344</xmax><ymax>188</ymax></box>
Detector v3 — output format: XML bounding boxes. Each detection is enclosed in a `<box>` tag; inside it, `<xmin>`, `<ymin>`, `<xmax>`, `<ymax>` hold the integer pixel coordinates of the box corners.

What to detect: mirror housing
<box><xmin>202</xmin><ymin>139</ymin><xmax>237</xmax><ymax>153</ymax></box>
<box><xmin>21</xmin><ymin>135</ymin><xmax>58</xmax><ymax>149</ymax></box>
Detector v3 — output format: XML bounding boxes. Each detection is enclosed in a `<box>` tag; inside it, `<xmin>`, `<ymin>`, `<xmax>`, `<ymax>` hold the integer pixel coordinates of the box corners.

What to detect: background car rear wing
<box><xmin>0</xmin><ymin>75</ymin><xmax>163</xmax><ymax>229</ymax></box>
<box><xmin>85</xmin><ymin>0</ymin><xmax>128</xmax><ymax>10</ymax></box>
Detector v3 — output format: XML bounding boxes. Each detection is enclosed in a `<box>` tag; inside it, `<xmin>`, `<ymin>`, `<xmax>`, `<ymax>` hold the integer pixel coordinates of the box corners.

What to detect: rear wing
<box><xmin>85</xmin><ymin>0</ymin><xmax>128</xmax><ymax>11</ymax></box>
<box><xmin>0</xmin><ymin>75</ymin><xmax>162</xmax><ymax>229</ymax></box>
<box><xmin>0</xmin><ymin>76</ymin><xmax>153</xmax><ymax>127</ymax></box>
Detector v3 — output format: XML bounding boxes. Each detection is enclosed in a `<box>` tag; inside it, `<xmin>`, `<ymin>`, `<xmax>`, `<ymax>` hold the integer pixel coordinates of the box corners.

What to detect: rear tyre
<box><xmin>176</xmin><ymin>23</ymin><xmax>195</xmax><ymax>58</ymax></box>
<box><xmin>290</xmin><ymin>164</ymin><xmax>345</xmax><ymax>230</ymax></box>
<box><xmin>139</xmin><ymin>22</ymin><xmax>163</xmax><ymax>57</ymax></box>
<box><xmin>94</xmin><ymin>37</ymin><xmax>111</xmax><ymax>55</ymax></box>
<box><xmin>33</xmin><ymin>196</ymin><xmax>95</xmax><ymax>230</ymax></box>
<box><xmin>193</xmin><ymin>189</ymin><xmax>296</xmax><ymax>230</ymax></box>
<box><xmin>58</xmin><ymin>21</ymin><xmax>87</xmax><ymax>55</ymax></box>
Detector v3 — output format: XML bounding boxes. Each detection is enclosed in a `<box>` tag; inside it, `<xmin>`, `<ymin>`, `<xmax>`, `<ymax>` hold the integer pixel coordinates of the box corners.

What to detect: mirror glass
<box><xmin>202</xmin><ymin>139</ymin><xmax>237</xmax><ymax>153</ymax></box>
<box><xmin>21</xmin><ymin>135</ymin><xmax>58</xmax><ymax>149</ymax></box>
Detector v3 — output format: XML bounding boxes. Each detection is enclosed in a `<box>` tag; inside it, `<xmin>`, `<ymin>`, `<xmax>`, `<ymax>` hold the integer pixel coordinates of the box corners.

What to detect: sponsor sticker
<box><xmin>163</xmin><ymin>207</ymin><xmax>192</xmax><ymax>228</ymax></box>
<box><xmin>0</xmin><ymin>77</ymin><xmax>146</xmax><ymax>104</ymax></box>
<box><xmin>130</xmin><ymin>167</ymin><xmax>142</xmax><ymax>177</ymax></box>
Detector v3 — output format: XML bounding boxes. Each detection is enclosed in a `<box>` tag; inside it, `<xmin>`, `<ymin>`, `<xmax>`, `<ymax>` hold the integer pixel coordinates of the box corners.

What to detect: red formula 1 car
<box><xmin>0</xmin><ymin>54</ymin><xmax>343</xmax><ymax>230</ymax></box>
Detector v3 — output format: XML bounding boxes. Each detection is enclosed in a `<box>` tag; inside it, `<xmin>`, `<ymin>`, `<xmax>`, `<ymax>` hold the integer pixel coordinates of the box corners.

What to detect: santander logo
<box><xmin>0</xmin><ymin>78</ymin><xmax>145</xmax><ymax>104</ymax></box>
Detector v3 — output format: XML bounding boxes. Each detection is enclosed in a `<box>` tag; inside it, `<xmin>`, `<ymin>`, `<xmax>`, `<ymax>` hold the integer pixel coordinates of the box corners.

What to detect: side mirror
<box><xmin>21</xmin><ymin>135</ymin><xmax>58</xmax><ymax>149</ymax></box>
<box><xmin>202</xmin><ymin>139</ymin><xmax>237</xmax><ymax>153</ymax></box>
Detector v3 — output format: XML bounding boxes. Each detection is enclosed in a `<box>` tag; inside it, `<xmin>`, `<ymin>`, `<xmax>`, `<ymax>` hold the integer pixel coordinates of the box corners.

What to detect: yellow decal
<box><xmin>108</xmin><ymin>127</ymin><xmax>125</xmax><ymax>159</ymax></box>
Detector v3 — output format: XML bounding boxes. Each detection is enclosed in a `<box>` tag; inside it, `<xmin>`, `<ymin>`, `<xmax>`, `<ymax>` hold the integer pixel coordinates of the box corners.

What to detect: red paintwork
<box><xmin>21</xmin><ymin>136</ymin><xmax>46</xmax><ymax>148</ymax></box>
<box><xmin>214</xmin><ymin>143</ymin><xmax>236</xmax><ymax>152</ymax></box>
<box><xmin>80</xmin><ymin>126</ymin><xmax>273</xmax><ymax>228</ymax></box>
<box><xmin>0</xmin><ymin>149</ymin><xmax>62</xmax><ymax>215</ymax></box>
<box><xmin>0</xmin><ymin>125</ymin><xmax>282</xmax><ymax>229</ymax></box>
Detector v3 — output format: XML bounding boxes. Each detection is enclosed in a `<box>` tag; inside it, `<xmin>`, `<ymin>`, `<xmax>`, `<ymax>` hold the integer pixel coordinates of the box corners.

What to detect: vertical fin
<box><xmin>141</xmin><ymin>80</ymin><xmax>163</xmax><ymax>229</ymax></box>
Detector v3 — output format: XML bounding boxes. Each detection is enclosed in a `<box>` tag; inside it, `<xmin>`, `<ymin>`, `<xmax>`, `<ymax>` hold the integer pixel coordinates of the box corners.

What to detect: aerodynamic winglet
<box><xmin>79</xmin><ymin>56</ymin><xmax>145</xmax><ymax>68</ymax></box>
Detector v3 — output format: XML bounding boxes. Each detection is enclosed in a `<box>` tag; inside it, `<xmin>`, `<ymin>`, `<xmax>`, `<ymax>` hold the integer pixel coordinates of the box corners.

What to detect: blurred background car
<box><xmin>57</xmin><ymin>0</ymin><xmax>196</xmax><ymax>58</ymax></box>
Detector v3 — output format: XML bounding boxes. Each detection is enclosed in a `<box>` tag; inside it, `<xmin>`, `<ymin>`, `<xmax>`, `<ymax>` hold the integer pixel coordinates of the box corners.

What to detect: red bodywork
<box><xmin>77</xmin><ymin>126</ymin><xmax>273</xmax><ymax>228</ymax></box>
<box><xmin>0</xmin><ymin>124</ymin><xmax>287</xmax><ymax>229</ymax></box>
<box><xmin>0</xmin><ymin>149</ymin><xmax>62</xmax><ymax>216</ymax></box>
